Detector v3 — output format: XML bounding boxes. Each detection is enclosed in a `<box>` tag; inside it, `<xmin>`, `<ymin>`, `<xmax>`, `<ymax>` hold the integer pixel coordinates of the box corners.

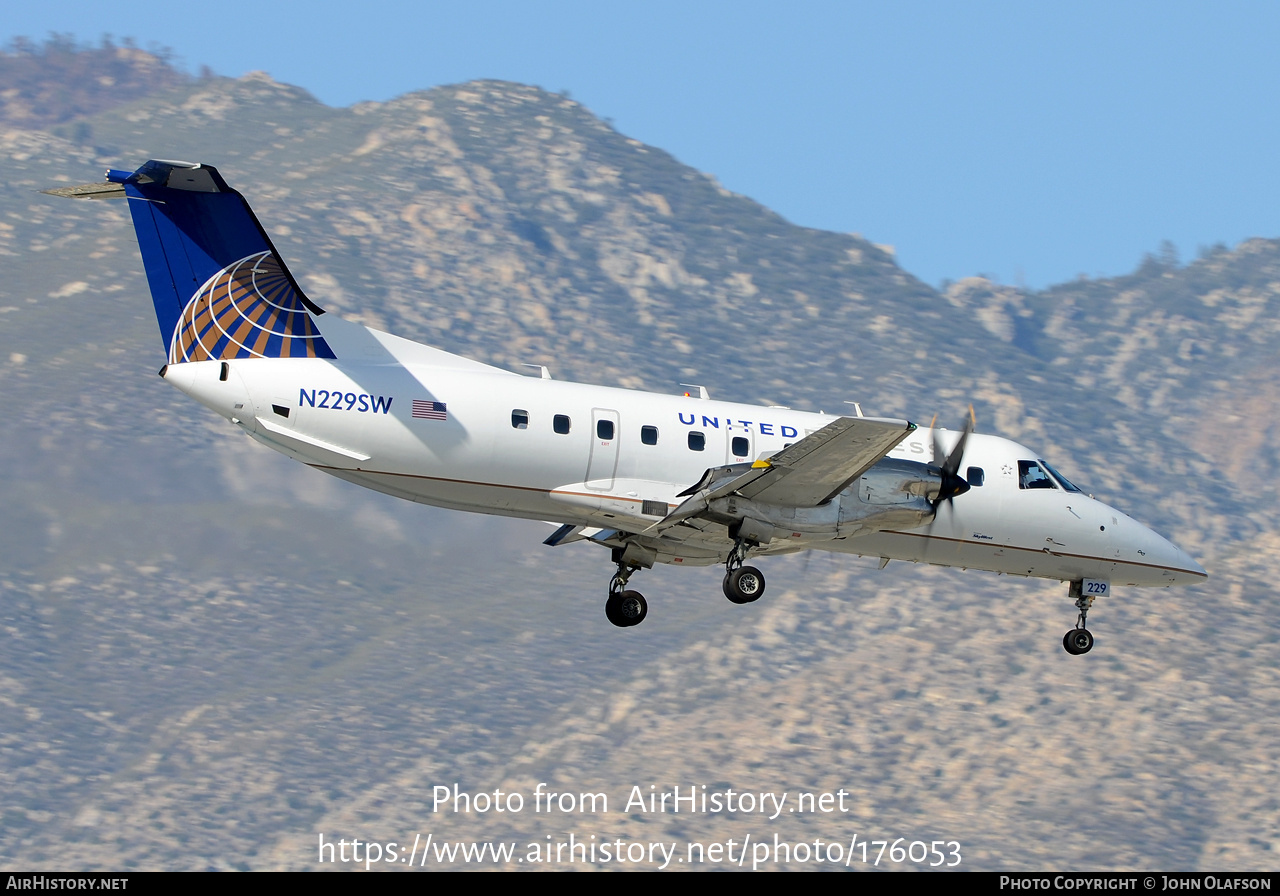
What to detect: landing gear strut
<box><xmin>1062</xmin><ymin>581</ymin><xmax>1097</xmax><ymax>655</ymax></box>
<box><xmin>605</xmin><ymin>557</ymin><xmax>647</xmax><ymax>628</ymax></box>
<box><xmin>722</xmin><ymin>537</ymin><xmax>766</xmax><ymax>605</ymax></box>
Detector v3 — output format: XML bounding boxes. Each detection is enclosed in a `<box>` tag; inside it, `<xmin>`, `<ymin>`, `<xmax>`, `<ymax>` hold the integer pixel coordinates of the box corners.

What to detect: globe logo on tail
<box><xmin>169</xmin><ymin>251</ymin><xmax>335</xmax><ymax>364</ymax></box>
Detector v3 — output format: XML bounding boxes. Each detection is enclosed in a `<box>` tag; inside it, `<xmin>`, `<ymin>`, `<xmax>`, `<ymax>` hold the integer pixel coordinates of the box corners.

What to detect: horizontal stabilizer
<box><xmin>543</xmin><ymin>524</ymin><xmax>584</xmax><ymax>546</ymax></box>
<box><xmin>41</xmin><ymin>182</ymin><xmax>125</xmax><ymax>200</ymax></box>
<box><xmin>543</xmin><ymin>524</ymin><xmax>612</xmax><ymax>546</ymax></box>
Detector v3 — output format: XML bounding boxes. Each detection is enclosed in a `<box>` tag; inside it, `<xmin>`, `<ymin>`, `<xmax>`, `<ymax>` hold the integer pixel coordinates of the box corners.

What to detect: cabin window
<box><xmin>641</xmin><ymin>425</ymin><xmax>658</xmax><ymax>445</ymax></box>
<box><xmin>731</xmin><ymin>436</ymin><xmax>749</xmax><ymax>457</ymax></box>
<box><xmin>597</xmin><ymin>419</ymin><xmax>614</xmax><ymax>440</ymax></box>
<box><xmin>511</xmin><ymin>409</ymin><xmax>529</xmax><ymax>429</ymax></box>
<box><xmin>1018</xmin><ymin>460</ymin><xmax>1057</xmax><ymax>490</ymax></box>
<box><xmin>688</xmin><ymin>431</ymin><xmax>706</xmax><ymax>451</ymax></box>
<box><xmin>553</xmin><ymin>414</ymin><xmax>571</xmax><ymax>434</ymax></box>
<box><xmin>966</xmin><ymin>466</ymin><xmax>984</xmax><ymax>487</ymax></box>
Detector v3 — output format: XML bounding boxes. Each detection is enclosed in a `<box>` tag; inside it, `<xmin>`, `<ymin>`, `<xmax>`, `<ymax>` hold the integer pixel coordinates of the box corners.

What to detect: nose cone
<box><xmin>1163</xmin><ymin>538</ymin><xmax>1207</xmax><ymax>585</ymax></box>
<box><xmin>1125</xmin><ymin>513</ymin><xmax>1207</xmax><ymax>586</ymax></box>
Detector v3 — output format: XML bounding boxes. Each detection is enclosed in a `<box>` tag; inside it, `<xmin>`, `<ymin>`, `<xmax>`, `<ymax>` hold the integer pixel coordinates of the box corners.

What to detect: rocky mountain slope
<box><xmin>0</xmin><ymin>63</ymin><xmax>1275</xmax><ymax>870</ymax></box>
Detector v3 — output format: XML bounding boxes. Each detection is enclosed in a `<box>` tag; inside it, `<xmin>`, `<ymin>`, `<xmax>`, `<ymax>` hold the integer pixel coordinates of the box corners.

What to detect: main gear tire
<box><xmin>606</xmin><ymin>590</ymin><xmax>648</xmax><ymax>627</ymax></box>
<box><xmin>723</xmin><ymin>566</ymin><xmax>766</xmax><ymax>604</ymax></box>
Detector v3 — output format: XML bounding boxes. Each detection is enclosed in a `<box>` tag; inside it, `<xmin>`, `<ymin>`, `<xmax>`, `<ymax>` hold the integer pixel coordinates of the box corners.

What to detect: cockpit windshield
<box><xmin>1040</xmin><ymin>459</ymin><xmax>1083</xmax><ymax>493</ymax></box>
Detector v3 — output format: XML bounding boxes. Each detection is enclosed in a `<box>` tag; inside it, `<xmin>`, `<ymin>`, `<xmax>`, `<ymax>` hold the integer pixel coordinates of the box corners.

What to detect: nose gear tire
<box><xmin>1063</xmin><ymin>628</ymin><xmax>1094</xmax><ymax>655</ymax></box>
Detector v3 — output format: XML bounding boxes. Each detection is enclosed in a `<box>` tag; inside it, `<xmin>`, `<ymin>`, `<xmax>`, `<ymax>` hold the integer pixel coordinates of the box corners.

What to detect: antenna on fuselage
<box><xmin>680</xmin><ymin>383</ymin><xmax>710</xmax><ymax>399</ymax></box>
<box><xmin>522</xmin><ymin>364</ymin><xmax>553</xmax><ymax>379</ymax></box>
<box><xmin>843</xmin><ymin>401</ymin><xmax>865</xmax><ymax>417</ymax></box>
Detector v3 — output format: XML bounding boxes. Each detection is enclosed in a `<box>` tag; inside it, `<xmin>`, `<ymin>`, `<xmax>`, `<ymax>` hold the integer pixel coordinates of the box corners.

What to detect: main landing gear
<box><xmin>600</xmin><ymin>535</ymin><xmax>769</xmax><ymax>627</ymax></box>
<box><xmin>604</xmin><ymin>560</ymin><xmax>647</xmax><ymax>628</ymax></box>
<box><xmin>1062</xmin><ymin>581</ymin><xmax>1098</xmax><ymax>655</ymax></box>
<box><xmin>722</xmin><ymin>538</ymin><xmax>766</xmax><ymax>605</ymax></box>
<box><xmin>603</xmin><ymin>542</ymin><xmax>656</xmax><ymax>628</ymax></box>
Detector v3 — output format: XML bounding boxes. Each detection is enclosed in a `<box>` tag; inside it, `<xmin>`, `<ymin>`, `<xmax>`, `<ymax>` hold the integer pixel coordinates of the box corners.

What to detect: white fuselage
<box><xmin>163</xmin><ymin>316</ymin><xmax>1205</xmax><ymax>590</ymax></box>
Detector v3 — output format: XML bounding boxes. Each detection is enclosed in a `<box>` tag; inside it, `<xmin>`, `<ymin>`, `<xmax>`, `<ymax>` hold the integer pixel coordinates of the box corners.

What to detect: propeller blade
<box><xmin>940</xmin><ymin>404</ymin><xmax>975</xmax><ymax>478</ymax></box>
<box><xmin>930</xmin><ymin>405</ymin><xmax>975</xmax><ymax>509</ymax></box>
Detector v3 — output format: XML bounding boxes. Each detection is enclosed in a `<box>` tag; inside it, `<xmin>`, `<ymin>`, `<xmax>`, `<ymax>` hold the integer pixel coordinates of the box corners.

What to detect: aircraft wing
<box><xmin>650</xmin><ymin>416</ymin><xmax>915</xmax><ymax>534</ymax></box>
<box><xmin>739</xmin><ymin>416</ymin><xmax>915</xmax><ymax>506</ymax></box>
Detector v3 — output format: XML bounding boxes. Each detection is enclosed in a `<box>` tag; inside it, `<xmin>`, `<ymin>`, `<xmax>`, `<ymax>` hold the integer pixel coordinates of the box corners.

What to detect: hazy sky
<box><xmin>8</xmin><ymin>1</ymin><xmax>1280</xmax><ymax>289</ymax></box>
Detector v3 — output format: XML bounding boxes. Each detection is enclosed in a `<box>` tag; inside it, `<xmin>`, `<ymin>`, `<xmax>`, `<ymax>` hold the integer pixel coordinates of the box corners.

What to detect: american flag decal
<box><xmin>412</xmin><ymin>400</ymin><xmax>447</xmax><ymax>421</ymax></box>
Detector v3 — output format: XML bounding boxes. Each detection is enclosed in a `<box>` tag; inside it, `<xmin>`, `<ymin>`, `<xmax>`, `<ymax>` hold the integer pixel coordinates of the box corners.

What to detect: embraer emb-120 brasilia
<box><xmin>46</xmin><ymin>160</ymin><xmax>1206</xmax><ymax>654</ymax></box>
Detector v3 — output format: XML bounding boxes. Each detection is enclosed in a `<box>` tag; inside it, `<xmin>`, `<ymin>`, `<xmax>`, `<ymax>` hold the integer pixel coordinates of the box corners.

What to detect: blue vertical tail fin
<box><xmin>104</xmin><ymin>160</ymin><xmax>335</xmax><ymax>363</ymax></box>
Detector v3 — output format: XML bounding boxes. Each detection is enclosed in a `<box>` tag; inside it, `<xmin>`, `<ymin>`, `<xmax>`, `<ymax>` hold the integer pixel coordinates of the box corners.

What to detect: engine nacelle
<box><xmin>701</xmin><ymin>458</ymin><xmax>942</xmax><ymax>544</ymax></box>
<box><xmin>840</xmin><ymin>458</ymin><xmax>938</xmax><ymax>532</ymax></box>
<box><xmin>706</xmin><ymin>493</ymin><xmax>843</xmax><ymax>539</ymax></box>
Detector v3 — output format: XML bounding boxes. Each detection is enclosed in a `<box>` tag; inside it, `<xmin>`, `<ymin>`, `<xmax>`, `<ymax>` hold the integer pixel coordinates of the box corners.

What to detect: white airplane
<box><xmin>46</xmin><ymin>160</ymin><xmax>1206</xmax><ymax>654</ymax></box>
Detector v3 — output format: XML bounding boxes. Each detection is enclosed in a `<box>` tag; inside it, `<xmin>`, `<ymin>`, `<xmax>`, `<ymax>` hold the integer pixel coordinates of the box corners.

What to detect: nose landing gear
<box><xmin>1062</xmin><ymin>580</ymin><xmax>1102</xmax><ymax>655</ymax></box>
